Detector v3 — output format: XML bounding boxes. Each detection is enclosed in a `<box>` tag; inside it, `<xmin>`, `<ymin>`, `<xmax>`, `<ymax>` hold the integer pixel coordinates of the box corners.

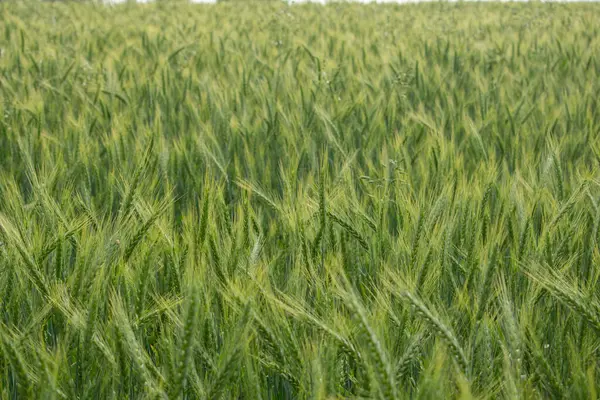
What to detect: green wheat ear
<box><xmin>475</xmin><ymin>246</ymin><xmax>498</xmax><ymax>322</ymax></box>
<box><xmin>0</xmin><ymin>213</ymin><xmax>49</xmax><ymax>297</ymax></box>
<box><xmin>338</xmin><ymin>277</ymin><xmax>397</xmax><ymax>400</ymax></box>
<box><xmin>0</xmin><ymin>326</ymin><xmax>33</xmax><ymax>398</ymax></box>
<box><xmin>111</xmin><ymin>291</ymin><xmax>163</xmax><ymax>396</ymax></box>
<box><xmin>526</xmin><ymin>264</ymin><xmax>600</xmax><ymax>334</ymax></box>
<box><xmin>396</xmin><ymin>331</ymin><xmax>429</xmax><ymax>381</ymax></box>
<box><xmin>401</xmin><ymin>291</ymin><xmax>468</xmax><ymax>375</ymax></box>
<box><xmin>123</xmin><ymin>198</ymin><xmax>170</xmax><ymax>262</ymax></box>
<box><xmin>170</xmin><ymin>285</ymin><xmax>200</xmax><ymax>399</ymax></box>
<box><xmin>207</xmin><ymin>302</ymin><xmax>253</xmax><ymax>399</ymax></box>
<box><xmin>119</xmin><ymin>135</ymin><xmax>155</xmax><ymax>222</ymax></box>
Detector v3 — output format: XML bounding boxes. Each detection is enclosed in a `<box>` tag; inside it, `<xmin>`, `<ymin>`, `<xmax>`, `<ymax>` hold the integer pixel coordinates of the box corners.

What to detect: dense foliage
<box><xmin>1</xmin><ymin>2</ymin><xmax>600</xmax><ymax>398</ymax></box>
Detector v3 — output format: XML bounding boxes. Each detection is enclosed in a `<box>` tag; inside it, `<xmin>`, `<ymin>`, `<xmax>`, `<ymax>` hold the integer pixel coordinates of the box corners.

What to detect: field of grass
<box><xmin>2</xmin><ymin>1</ymin><xmax>600</xmax><ymax>398</ymax></box>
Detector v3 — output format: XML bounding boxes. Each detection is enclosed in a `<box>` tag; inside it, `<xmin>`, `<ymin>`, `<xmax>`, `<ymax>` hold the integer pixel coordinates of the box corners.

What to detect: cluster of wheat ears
<box><xmin>1</xmin><ymin>1</ymin><xmax>600</xmax><ymax>398</ymax></box>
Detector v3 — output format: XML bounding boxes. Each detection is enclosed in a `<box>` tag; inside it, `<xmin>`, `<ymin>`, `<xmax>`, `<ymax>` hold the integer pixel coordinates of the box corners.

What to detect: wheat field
<box><xmin>1</xmin><ymin>1</ymin><xmax>600</xmax><ymax>398</ymax></box>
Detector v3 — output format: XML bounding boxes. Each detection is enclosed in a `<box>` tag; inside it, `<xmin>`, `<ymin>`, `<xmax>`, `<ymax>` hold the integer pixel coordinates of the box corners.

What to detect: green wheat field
<box><xmin>1</xmin><ymin>1</ymin><xmax>600</xmax><ymax>398</ymax></box>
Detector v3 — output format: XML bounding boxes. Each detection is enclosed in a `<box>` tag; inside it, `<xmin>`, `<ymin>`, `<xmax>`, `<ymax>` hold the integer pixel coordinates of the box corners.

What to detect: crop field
<box><xmin>1</xmin><ymin>1</ymin><xmax>600</xmax><ymax>399</ymax></box>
